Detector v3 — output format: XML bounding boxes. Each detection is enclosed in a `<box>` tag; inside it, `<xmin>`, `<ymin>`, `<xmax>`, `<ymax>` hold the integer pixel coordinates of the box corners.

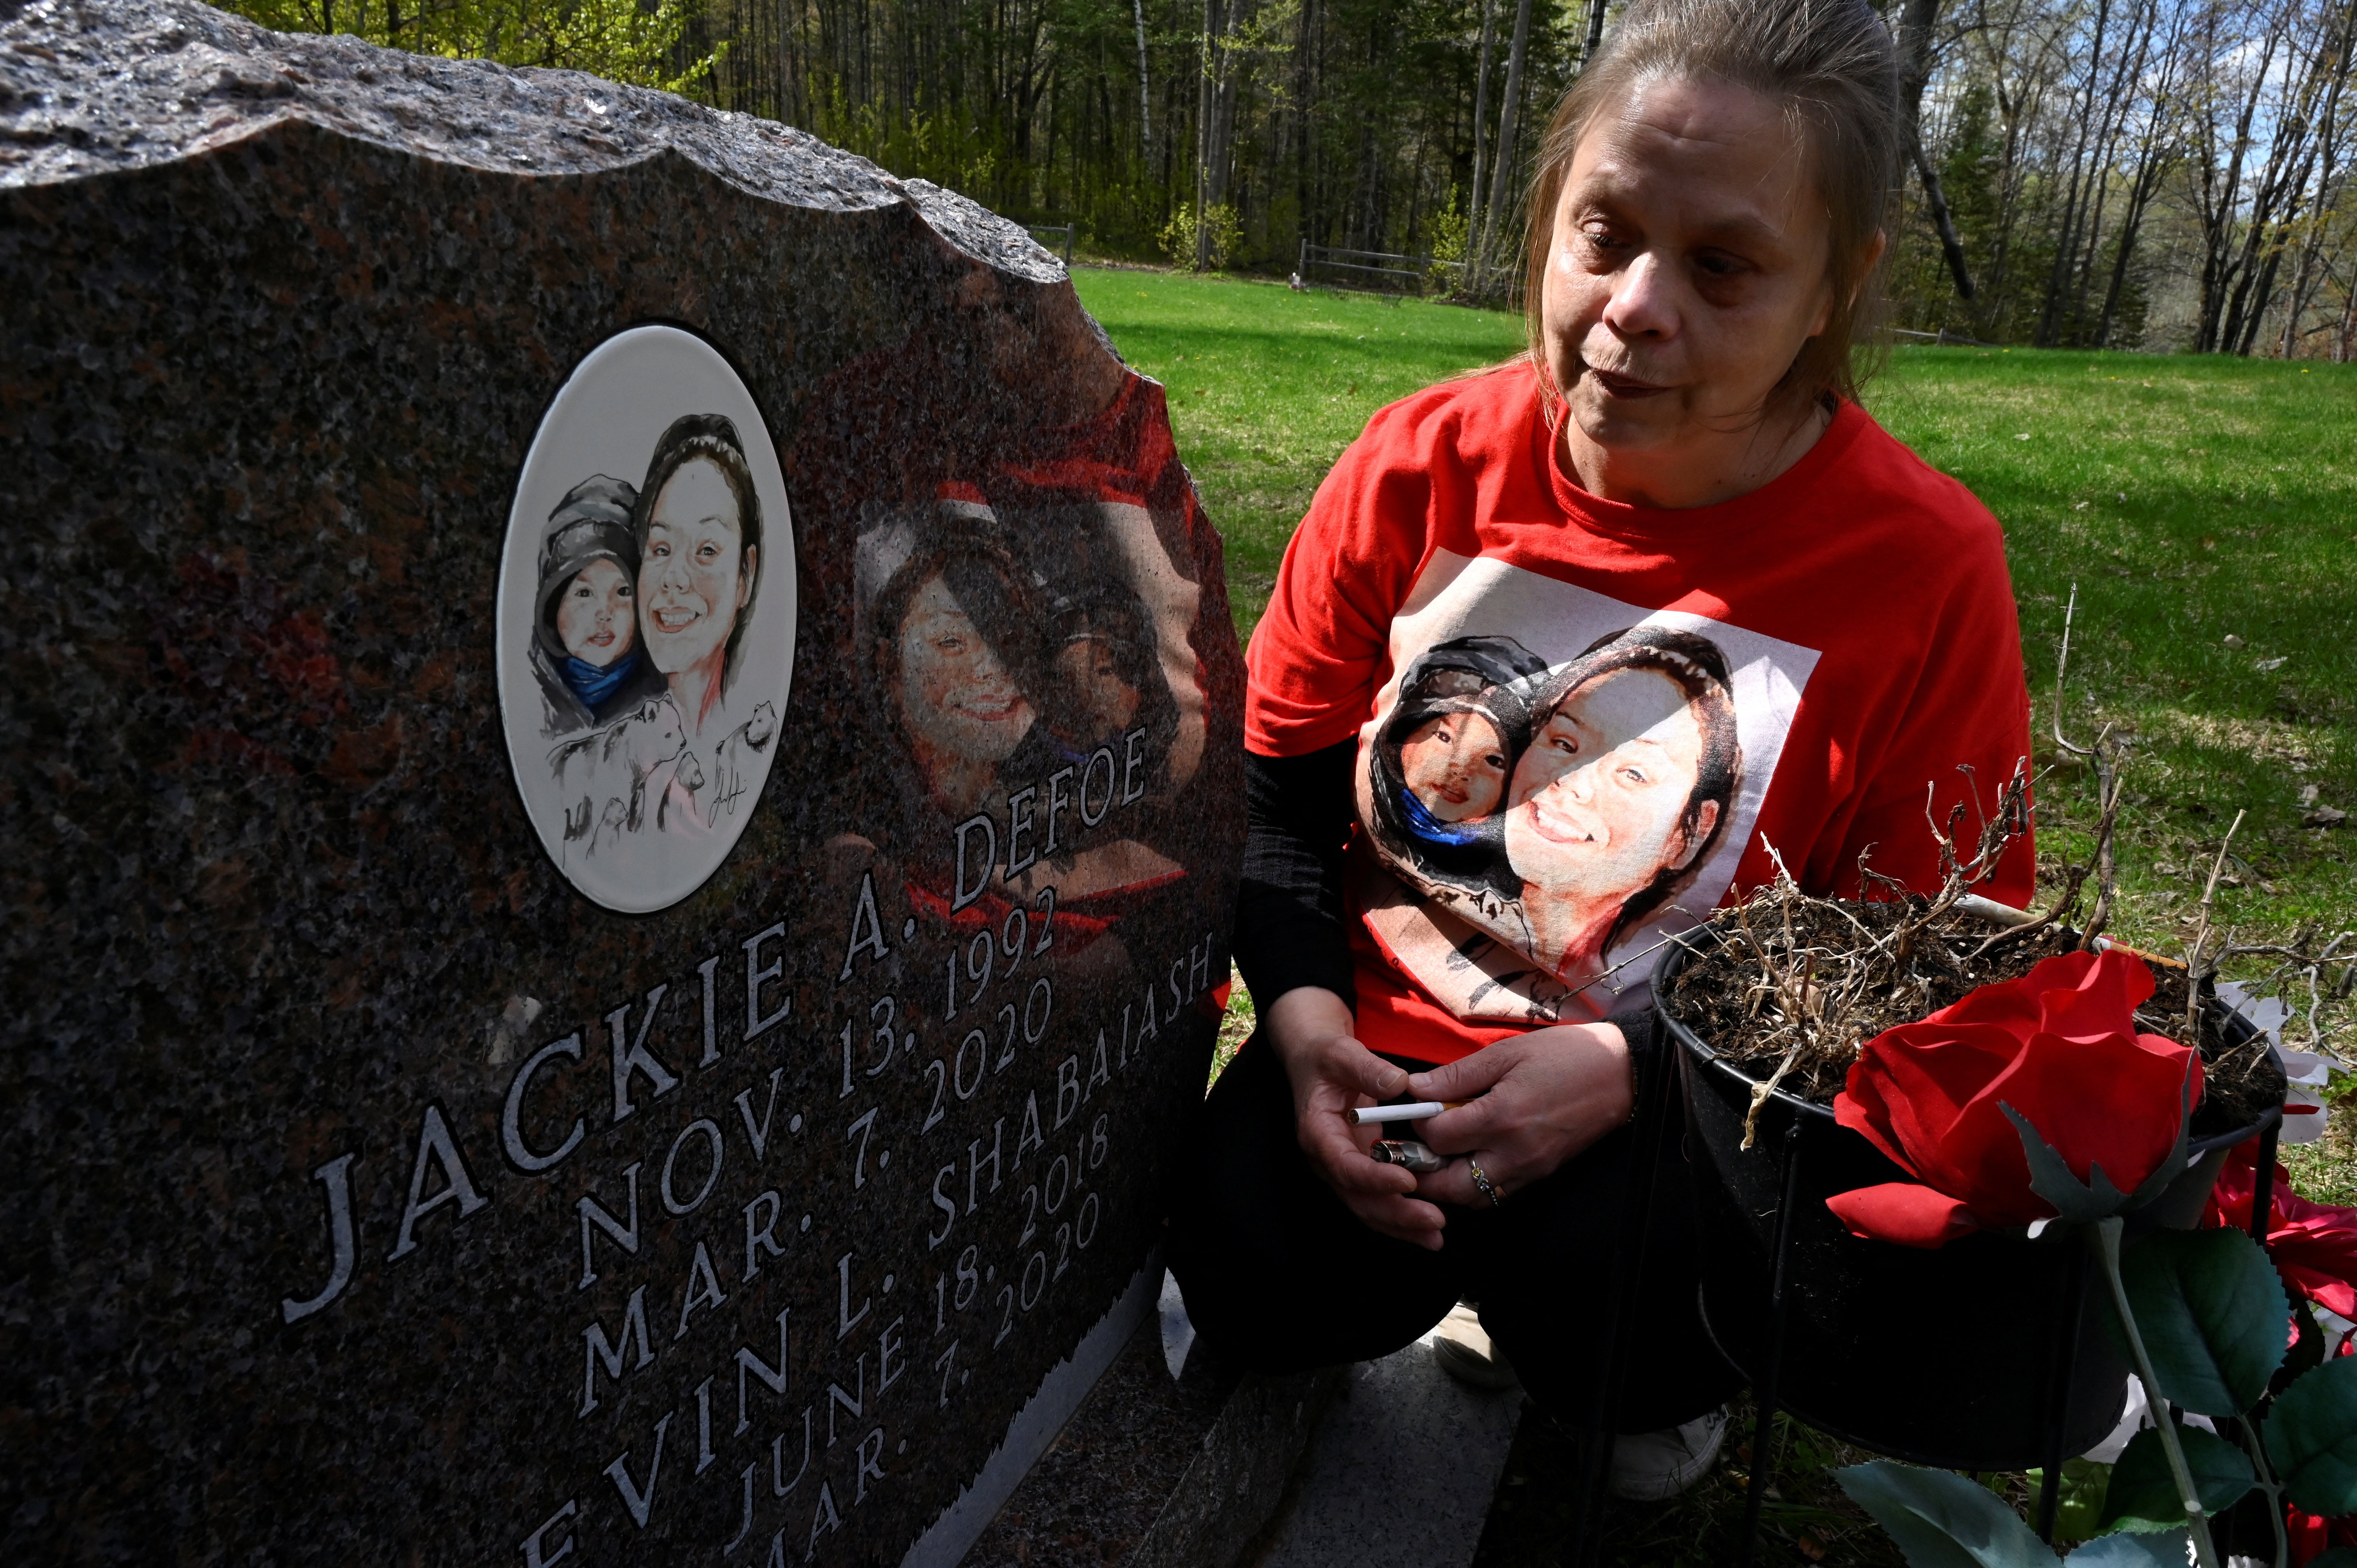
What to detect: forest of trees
<box><xmin>232</xmin><ymin>0</ymin><xmax>2357</xmax><ymax>357</ymax></box>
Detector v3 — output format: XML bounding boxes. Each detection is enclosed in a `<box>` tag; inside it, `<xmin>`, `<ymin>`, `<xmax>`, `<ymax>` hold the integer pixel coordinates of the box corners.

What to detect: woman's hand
<box><xmin>1406</xmin><ymin>1022</ymin><xmax>1633</xmax><ymax>1207</ymax></box>
<box><xmin>1262</xmin><ymin>987</ymin><xmax>1451</xmax><ymax>1250</ymax></box>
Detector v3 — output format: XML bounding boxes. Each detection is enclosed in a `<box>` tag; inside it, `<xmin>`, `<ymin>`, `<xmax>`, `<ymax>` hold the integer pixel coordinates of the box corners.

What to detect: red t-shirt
<box><xmin>1245</xmin><ymin>364</ymin><xmax>2033</xmax><ymax>1065</ymax></box>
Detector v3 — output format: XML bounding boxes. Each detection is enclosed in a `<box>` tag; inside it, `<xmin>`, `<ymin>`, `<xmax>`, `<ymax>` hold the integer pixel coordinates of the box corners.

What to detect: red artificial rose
<box><xmin>2288</xmin><ymin>1492</ymin><xmax>2357</xmax><ymax>1566</ymax></box>
<box><xmin>1826</xmin><ymin>948</ymin><xmax>2203</xmax><ymax>1249</ymax></box>
<box><xmin>2206</xmin><ymin>1143</ymin><xmax>2357</xmax><ymax>1323</ymax></box>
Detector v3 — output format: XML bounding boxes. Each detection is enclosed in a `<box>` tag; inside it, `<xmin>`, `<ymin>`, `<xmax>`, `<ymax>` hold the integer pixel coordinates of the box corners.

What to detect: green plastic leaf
<box><xmin>1836</xmin><ymin>1461</ymin><xmax>2062</xmax><ymax>1568</ymax></box>
<box><xmin>2281</xmin><ymin>1298</ymin><xmax>2327</xmax><ymax>1392</ymax></box>
<box><xmin>2115</xmin><ymin>1227</ymin><xmax>2288</xmax><ymax>1416</ymax></box>
<box><xmin>2096</xmin><ymin>1425</ymin><xmax>2253</xmax><ymax>1532</ymax></box>
<box><xmin>2063</xmin><ymin>1532</ymin><xmax>2191</xmax><ymax>1566</ymax></box>
<box><xmin>2265</xmin><ymin>1354</ymin><xmax>2357</xmax><ymax>1516</ymax></box>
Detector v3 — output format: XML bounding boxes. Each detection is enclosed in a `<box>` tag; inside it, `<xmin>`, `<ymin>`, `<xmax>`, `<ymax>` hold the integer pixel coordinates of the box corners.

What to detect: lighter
<box><xmin>1368</xmin><ymin>1139</ymin><xmax>1445</xmax><ymax>1174</ymax></box>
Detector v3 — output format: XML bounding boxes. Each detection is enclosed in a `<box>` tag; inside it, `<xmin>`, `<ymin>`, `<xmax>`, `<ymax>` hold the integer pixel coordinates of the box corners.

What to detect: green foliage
<box><xmin>2021</xmin><ymin>1459</ymin><xmax>2111</xmax><ymax>1545</ymax></box>
<box><xmin>2096</xmin><ymin>1426</ymin><xmax>2253</xmax><ymax>1533</ymax></box>
<box><xmin>1211</xmin><ymin>964</ymin><xmax>1252</xmax><ymax>1089</ymax></box>
<box><xmin>2264</xmin><ymin>1354</ymin><xmax>2357</xmax><ymax>1516</ymax></box>
<box><xmin>1159</xmin><ymin>204</ymin><xmax>1244</xmax><ymax>271</ymax></box>
<box><xmin>1426</xmin><ymin>200</ymin><xmax>1470</xmax><ymax>290</ymax></box>
<box><xmin>2113</xmin><ymin>1227</ymin><xmax>2289</xmax><ymax>1418</ymax></box>
<box><xmin>223</xmin><ymin>0</ymin><xmax>717</xmax><ymax>93</ymax></box>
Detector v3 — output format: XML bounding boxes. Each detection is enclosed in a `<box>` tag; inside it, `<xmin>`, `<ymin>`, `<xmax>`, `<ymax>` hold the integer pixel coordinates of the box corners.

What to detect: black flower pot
<box><xmin>1659</xmin><ymin>939</ymin><xmax>2282</xmax><ymax>1471</ymax></box>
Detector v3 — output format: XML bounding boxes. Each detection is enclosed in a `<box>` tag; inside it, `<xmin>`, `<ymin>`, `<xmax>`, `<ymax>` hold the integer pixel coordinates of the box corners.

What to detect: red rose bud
<box><xmin>1826</xmin><ymin>948</ymin><xmax>2202</xmax><ymax>1249</ymax></box>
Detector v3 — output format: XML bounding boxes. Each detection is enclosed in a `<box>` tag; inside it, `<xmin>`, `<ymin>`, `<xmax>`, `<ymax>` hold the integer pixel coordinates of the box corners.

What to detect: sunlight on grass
<box><xmin>1211</xmin><ymin>963</ymin><xmax>1252</xmax><ymax>1092</ymax></box>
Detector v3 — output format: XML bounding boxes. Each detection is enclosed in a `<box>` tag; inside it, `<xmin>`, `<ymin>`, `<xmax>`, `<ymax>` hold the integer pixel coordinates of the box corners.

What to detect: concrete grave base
<box><xmin>963</xmin><ymin>1272</ymin><xmax>1344</xmax><ymax>1568</ymax></box>
<box><xmin>958</xmin><ymin>1278</ymin><xmax>1521</xmax><ymax>1568</ymax></box>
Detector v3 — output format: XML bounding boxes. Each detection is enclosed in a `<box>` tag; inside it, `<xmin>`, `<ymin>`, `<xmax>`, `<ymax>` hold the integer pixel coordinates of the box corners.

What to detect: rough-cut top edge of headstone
<box><xmin>0</xmin><ymin>0</ymin><xmax>1066</xmax><ymax>284</ymax></box>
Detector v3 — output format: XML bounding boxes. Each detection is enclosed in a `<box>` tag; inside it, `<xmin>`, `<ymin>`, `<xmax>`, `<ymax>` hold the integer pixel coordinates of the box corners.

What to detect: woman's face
<box><xmin>1398</xmin><ymin>710</ymin><xmax>1507</xmax><ymax>823</ymax></box>
<box><xmin>898</xmin><ymin>573</ymin><xmax>1035</xmax><ymax>763</ymax></box>
<box><xmin>1503</xmin><ymin>665</ymin><xmax>1717</xmax><ymax>903</ymax></box>
<box><xmin>640</xmin><ymin>458</ymin><xmax>754</xmax><ymax>676</ymax></box>
<box><xmin>1540</xmin><ymin>76</ymin><xmax>1836</xmax><ymax>459</ymax></box>
<box><xmin>555</xmin><ymin>558</ymin><xmax>636</xmax><ymax>668</ymax></box>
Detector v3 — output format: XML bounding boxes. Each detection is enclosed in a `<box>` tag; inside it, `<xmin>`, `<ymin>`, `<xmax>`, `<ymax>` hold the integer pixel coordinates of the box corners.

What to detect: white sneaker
<box><xmin>1609</xmin><ymin>1407</ymin><xmax>1730</xmax><ymax>1501</ymax></box>
<box><xmin>1430</xmin><ymin>1303</ymin><xmax>1522</xmax><ymax>1391</ymax></box>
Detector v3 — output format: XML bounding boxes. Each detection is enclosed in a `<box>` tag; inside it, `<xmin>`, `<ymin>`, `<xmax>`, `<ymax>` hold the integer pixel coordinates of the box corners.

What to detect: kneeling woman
<box><xmin>1168</xmin><ymin>0</ymin><xmax>2034</xmax><ymax>1501</ymax></box>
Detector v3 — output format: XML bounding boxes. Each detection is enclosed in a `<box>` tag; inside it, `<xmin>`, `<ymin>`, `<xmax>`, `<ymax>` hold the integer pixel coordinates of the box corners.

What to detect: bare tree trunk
<box><xmin>2339</xmin><ymin>258</ymin><xmax>2357</xmax><ymax>360</ymax></box>
<box><xmin>2221</xmin><ymin>23</ymin><xmax>2331</xmax><ymax>354</ymax></box>
<box><xmin>1897</xmin><ymin>0</ymin><xmax>1976</xmax><ymax>301</ymax></box>
<box><xmin>2279</xmin><ymin>0</ymin><xmax>2355</xmax><ymax>354</ymax></box>
<box><xmin>1468</xmin><ymin>0</ymin><xmax>1496</xmax><ymax>241</ymax></box>
<box><xmin>1134</xmin><ymin>0</ymin><xmax>1153</xmax><ymax>164</ymax></box>
<box><xmin>1475</xmin><ymin>0</ymin><xmax>1532</xmax><ymax>287</ymax></box>
<box><xmin>2035</xmin><ymin>0</ymin><xmax>2111</xmax><ymax>343</ymax></box>
<box><xmin>2095</xmin><ymin>154</ymin><xmax>2164</xmax><ymax>347</ymax></box>
<box><xmin>1207</xmin><ymin>0</ymin><xmax>1246</xmax><ymax>212</ymax></box>
<box><xmin>1193</xmin><ymin>0</ymin><xmax>1216</xmax><ymax>266</ymax></box>
<box><xmin>2069</xmin><ymin>0</ymin><xmax>2158</xmax><ymax>332</ymax></box>
<box><xmin>2194</xmin><ymin>6</ymin><xmax>2288</xmax><ymax>352</ymax></box>
<box><xmin>1915</xmin><ymin>146</ymin><xmax>1981</xmax><ymax>304</ymax></box>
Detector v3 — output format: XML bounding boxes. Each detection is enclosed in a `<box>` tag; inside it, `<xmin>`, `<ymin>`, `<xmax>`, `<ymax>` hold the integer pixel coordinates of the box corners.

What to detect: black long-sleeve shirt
<box><xmin>1233</xmin><ymin>742</ymin><xmax>1359</xmax><ymax>1014</ymax></box>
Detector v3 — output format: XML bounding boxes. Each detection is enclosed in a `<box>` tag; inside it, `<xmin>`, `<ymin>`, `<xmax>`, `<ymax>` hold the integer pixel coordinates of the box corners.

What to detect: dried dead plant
<box><xmin>1693</xmin><ymin>756</ymin><xmax>2039</xmax><ymax>1147</ymax></box>
<box><xmin>1669</xmin><ymin>586</ymin><xmax>2341</xmax><ymax>1138</ymax></box>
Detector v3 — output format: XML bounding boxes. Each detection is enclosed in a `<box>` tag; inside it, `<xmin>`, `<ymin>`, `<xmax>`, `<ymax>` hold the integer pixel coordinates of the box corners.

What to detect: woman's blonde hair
<box><xmin>1520</xmin><ymin>0</ymin><xmax>1901</xmax><ymax>415</ymax></box>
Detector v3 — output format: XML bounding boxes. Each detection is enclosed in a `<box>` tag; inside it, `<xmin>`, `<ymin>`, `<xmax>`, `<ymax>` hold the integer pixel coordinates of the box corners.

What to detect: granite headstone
<box><xmin>0</xmin><ymin>3</ymin><xmax>1244</xmax><ymax>1561</ymax></box>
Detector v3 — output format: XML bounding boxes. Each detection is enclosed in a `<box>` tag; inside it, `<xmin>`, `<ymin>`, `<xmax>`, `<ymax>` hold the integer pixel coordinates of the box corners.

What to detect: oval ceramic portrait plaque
<box><xmin>496</xmin><ymin>326</ymin><xmax>797</xmax><ymax>914</ymax></box>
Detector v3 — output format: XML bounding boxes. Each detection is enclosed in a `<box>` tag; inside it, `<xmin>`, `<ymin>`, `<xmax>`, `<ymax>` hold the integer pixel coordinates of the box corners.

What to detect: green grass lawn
<box><xmin>1875</xmin><ymin>348</ymin><xmax>2357</xmax><ymax>1200</ymax></box>
<box><xmin>1076</xmin><ymin>268</ymin><xmax>2357</xmax><ymax>1206</ymax></box>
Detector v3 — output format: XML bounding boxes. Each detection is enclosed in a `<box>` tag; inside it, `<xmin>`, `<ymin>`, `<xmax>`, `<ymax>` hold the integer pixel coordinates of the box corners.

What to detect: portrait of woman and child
<box><xmin>521</xmin><ymin>411</ymin><xmax>781</xmax><ymax>869</ymax></box>
<box><xmin>1356</xmin><ymin>615</ymin><xmax>1761</xmax><ymax>1029</ymax></box>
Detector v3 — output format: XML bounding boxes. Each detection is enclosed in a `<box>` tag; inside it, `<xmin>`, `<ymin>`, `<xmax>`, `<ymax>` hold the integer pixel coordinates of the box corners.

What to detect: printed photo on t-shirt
<box><xmin>1352</xmin><ymin>551</ymin><xmax>1819</xmax><ymax>1025</ymax></box>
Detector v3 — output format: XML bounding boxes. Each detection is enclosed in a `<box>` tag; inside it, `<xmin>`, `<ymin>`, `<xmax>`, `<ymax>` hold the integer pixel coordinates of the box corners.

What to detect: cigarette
<box><xmin>1346</xmin><ymin>1101</ymin><xmax>1465</xmax><ymax>1126</ymax></box>
<box><xmin>1955</xmin><ymin>895</ymin><xmax>2185</xmax><ymax>968</ymax></box>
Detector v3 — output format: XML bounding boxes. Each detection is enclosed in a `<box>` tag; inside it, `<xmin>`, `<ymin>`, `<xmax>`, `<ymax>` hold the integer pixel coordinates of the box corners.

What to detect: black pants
<box><xmin>1165</xmin><ymin>1033</ymin><xmax>1741</xmax><ymax>1435</ymax></box>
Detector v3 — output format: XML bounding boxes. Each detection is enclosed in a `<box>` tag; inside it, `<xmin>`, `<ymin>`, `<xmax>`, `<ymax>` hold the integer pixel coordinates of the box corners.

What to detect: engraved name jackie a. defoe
<box><xmin>273</xmin><ymin>779</ymin><xmax>1222</xmax><ymax>1565</ymax></box>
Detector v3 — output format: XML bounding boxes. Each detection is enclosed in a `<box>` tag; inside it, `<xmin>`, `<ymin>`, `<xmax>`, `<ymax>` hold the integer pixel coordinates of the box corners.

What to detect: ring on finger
<box><xmin>1466</xmin><ymin>1157</ymin><xmax>1504</xmax><ymax>1209</ymax></box>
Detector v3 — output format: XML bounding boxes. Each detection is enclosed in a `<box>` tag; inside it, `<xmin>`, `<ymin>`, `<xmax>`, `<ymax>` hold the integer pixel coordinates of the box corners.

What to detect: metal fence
<box><xmin>1892</xmin><ymin>327</ymin><xmax>1999</xmax><ymax>348</ymax></box>
<box><xmin>1296</xmin><ymin>240</ymin><xmax>1460</xmax><ymax>293</ymax></box>
<box><xmin>1024</xmin><ymin>223</ymin><xmax>1075</xmax><ymax>264</ymax></box>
